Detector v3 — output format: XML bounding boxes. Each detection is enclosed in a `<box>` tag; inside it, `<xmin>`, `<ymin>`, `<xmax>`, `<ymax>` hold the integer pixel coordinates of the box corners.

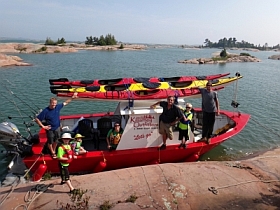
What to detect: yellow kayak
<box><xmin>50</xmin><ymin>75</ymin><xmax>242</xmax><ymax>94</ymax></box>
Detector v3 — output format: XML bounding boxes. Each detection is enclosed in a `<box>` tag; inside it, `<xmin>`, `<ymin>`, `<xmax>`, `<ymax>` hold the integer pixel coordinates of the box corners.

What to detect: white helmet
<box><xmin>60</xmin><ymin>133</ymin><xmax>73</xmax><ymax>139</ymax></box>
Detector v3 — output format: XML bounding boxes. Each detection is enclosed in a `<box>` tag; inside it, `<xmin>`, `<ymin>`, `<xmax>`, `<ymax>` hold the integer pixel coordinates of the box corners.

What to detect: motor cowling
<box><xmin>0</xmin><ymin>122</ymin><xmax>20</xmax><ymax>140</ymax></box>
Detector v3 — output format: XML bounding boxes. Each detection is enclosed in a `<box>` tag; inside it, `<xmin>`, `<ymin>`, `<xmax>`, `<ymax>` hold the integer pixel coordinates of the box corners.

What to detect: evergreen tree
<box><xmin>220</xmin><ymin>48</ymin><xmax>227</xmax><ymax>58</ymax></box>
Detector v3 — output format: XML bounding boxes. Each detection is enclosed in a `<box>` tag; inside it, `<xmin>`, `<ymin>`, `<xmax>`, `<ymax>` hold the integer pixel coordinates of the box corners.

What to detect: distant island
<box><xmin>2</xmin><ymin>35</ymin><xmax>280</xmax><ymax>67</ymax></box>
<box><xmin>178</xmin><ymin>49</ymin><xmax>261</xmax><ymax>64</ymax></box>
<box><xmin>0</xmin><ymin>43</ymin><xmax>147</xmax><ymax>67</ymax></box>
<box><xmin>201</xmin><ymin>37</ymin><xmax>280</xmax><ymax>51</ymax></box>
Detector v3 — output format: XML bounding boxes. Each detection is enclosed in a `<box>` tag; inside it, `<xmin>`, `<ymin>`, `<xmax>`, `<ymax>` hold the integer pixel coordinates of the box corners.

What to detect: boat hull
<box><xmin>23</xmin><ymin>110</ymin><xmax>250</xmax><ymax>174</ymax></box>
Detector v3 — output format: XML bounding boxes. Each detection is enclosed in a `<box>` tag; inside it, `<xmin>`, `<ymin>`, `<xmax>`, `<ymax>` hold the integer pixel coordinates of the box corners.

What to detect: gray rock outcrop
<box><xmin>179</xmin><ymin>54</ymin><xmax>261</xmax><ymax>64</ymax></box>
<box><xmin>268</xmin><ymin>54</ymin><xmax>280</xmax><ymax>60</ymax></box>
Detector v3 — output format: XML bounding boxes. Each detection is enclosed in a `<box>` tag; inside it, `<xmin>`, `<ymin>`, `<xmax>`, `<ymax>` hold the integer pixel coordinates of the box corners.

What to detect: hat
<box><xmin>74</xmin><ymin>133</ymin><xmax>85</xmax><ymax>139</ymax></box>
<box><xmin>114</xmin><ymin>122</ymin><xmax>120</xmax><ymax>126</ymax></box>
<box><xmin>60</xmin><ymin>133</ymin><xmax>73</xmax><ymax>139</ymax></box>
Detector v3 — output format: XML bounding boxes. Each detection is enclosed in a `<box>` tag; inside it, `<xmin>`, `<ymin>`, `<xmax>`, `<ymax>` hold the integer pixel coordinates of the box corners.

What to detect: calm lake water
<box><xmin>1</xmin><ymin>47</ymin><xmax>280</xmax><ymax>179</ymax></box>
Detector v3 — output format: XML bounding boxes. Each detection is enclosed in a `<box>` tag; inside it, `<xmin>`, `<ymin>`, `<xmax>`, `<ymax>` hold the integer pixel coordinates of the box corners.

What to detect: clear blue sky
<box><xmin>1</xmin><ymin>0</ymin><xmax>279</xmax><ymax>46</ymax></box>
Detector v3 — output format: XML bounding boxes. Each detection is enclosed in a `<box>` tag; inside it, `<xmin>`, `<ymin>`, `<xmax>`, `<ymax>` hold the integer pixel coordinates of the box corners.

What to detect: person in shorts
<box><xmin>150</xmin><ymin>96</ymin><xmax>183</xmax><ymax>150</ymax></box>
<box><xmin>57</xmin><ymin>133</ymin><xmax>77</xmax><ymax>193</ymax></box>
<box><xmin>35</xmin><ymin>93</ymin><xmax>77</xmax><ymax>159</ymax></box>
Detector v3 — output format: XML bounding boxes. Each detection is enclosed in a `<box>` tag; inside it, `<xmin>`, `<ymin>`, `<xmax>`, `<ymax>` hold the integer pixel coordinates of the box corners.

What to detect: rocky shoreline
<box><xmin>0</xmin><ymin>43</ymin><xmax>147</xmax><ymax>67</ymax></box>
<box><xmin>2</xmin><ymin>43</ymin><xmax>280</xmax><ymax>67</ymax></box>
<box><xmin>1</xmin><ymin>147</ymin><xmax>280</xmax><ymax>209</ymax></box>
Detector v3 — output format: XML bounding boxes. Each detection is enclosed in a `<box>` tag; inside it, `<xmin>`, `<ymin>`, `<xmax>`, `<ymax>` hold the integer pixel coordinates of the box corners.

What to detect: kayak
<box><xmin>50</xmin><ymin>75</ymin><xmax>242</xmax><ymax>94</ymax></box>
<box><xmin>55</xmin><ymin>86</ymin><xmax>224</xmax><ymax>101</ymax></box>
<box><xmin>49</xmin><ymin>73</ymin><xmax>230</xmax><ymax>86</ymax></box>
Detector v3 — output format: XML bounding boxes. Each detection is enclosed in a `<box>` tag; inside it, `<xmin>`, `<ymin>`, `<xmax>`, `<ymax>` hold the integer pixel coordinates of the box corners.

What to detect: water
<box><xmin>1</xmin><ymin>47</ymin><xmax>280</xmax><ymax>178</ymax></box>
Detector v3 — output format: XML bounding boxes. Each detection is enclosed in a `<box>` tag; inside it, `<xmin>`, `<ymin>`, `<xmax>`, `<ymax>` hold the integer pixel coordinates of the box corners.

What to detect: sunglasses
<box><xmin>186</xmin><ymin>107</ymin><xmax>191</xmax><ymax>109</ymax></box>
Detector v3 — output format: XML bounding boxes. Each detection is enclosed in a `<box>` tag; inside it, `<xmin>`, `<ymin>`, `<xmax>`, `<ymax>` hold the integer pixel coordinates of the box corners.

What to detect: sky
<box><xmin>1</xmin><ymin>0</ymin><xmax>280</xmax><ymax>46</ymax></box>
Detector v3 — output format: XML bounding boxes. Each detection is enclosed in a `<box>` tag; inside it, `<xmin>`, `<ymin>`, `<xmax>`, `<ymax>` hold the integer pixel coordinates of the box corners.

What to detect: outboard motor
<box><xmin>0</xmin><ymin>121</ymin><xmax>21</xmax><ymax>141</ymax></box>
<box><xmin>0</xmin><ymin>121</ymin><xmax>34</xmax><ymax>157</ymax></box>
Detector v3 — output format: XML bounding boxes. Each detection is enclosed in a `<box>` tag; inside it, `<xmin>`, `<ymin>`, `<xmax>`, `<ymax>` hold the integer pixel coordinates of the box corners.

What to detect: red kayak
<box><xmin>49</xmin><ymin>73</ymin><xmax>230</xmax><ymax>86</ymax></box>
<box><xmin>56</xmin><ymin>86</ymin><xmax>224</xmax><ymax>101</ymax></box>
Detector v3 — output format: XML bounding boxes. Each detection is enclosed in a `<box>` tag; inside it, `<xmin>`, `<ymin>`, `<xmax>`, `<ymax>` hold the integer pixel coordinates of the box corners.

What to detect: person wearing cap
<box><xmin>178</xmin><ymin>103</ymin><xmax>193</xmax><ymax>149</ymax></box>
<box><xmin>71</xmin><ymin>133</ymin><xmax>87</xmax><ymax>155</ymax></box>
<box><xmin>106</xmin><ymin>122</ymin><xmax>123</xmax><ymax>151</ymax></box>
<box><xmin>35</xmin><ymin>92</ymin><xmax>78</xmax><ymax>159</ymax></box>
<box><xmin>57</xmin><ymin>133</ymin><xmax>77</xmax><ymax>193</ymax></box>
<box><xmin>198</xmin><ymin>81</ymin><xmax>220</xmax><ymax>144</ymax></box>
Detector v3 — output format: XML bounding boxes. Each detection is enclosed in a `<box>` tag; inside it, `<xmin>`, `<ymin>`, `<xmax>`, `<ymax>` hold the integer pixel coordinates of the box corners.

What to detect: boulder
<box><xmin>268</xmin><ymin>55</ymin><xmax>280</xmax><ymax>60</ymax></box>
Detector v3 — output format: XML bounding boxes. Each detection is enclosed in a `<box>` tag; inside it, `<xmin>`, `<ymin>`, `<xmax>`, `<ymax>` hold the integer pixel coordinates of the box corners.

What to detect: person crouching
<box><xmin>57</xmin><ymin>133</ymin><xmax>77</xmax><ymax>193</ymax></box>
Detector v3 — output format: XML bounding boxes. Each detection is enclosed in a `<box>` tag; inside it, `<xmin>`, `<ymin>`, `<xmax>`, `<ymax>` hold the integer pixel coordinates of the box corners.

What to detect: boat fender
<box><xmin>148</xmin><ymin>160</ymin><xmax>159</xmax><ymax>165</ymax></box>
<box><xmin>32</xmin><ymin>163</ymin><xmax>47</xmax><ymax>181</ymax></box>
<box><xmin>185</xmin><ymin>153</ymin><xmax>200</xmax><ymax>162</ymax></box>
<box><xmin>93</xmin><ymin>161</ymin><xmax>107</xmax><ymax>173</ymax></box>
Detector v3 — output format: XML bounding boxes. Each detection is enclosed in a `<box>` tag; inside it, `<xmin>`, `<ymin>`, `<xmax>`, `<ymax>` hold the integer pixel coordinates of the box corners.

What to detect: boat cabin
<box><xmin>59</xmin><ymin>100</ymin><xmax>235</xmax><ymax>151</ymax></box>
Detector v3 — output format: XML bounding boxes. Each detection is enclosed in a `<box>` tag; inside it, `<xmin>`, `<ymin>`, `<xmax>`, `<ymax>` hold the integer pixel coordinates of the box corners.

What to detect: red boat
<box><xmin>49</xmin><ymin>73</ymin><xmax>230</xmax><ymax>86</ymax></box>
<box><xmin>23</xmin><ymin>100</ymin><xmax>250</xmax><ymax>175</ymax></box>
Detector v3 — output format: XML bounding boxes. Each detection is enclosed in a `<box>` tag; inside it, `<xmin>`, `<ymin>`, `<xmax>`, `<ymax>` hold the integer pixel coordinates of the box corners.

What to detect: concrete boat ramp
<box><xmin>1</xmin><ymin>148</ymin><xmax>280</xmax><ymax>210</ymax></box>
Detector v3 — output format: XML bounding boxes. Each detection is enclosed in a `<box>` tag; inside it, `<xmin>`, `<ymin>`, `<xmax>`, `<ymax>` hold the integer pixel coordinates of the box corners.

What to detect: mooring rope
<box><xmin>0</xmin><ymin>154</ymin><xmax>43</xmax><ymax>207</ymax></box>
<box><xmin>14</xmin><ymin>183</ymin><xmax>54</xmax><ymax>210</ymax></box>
<box><xmin>208</xmin><ymin>179</ymin><xmax>280</xmax><ymax>195</ymax></box>
<box><xmin>250</xmin><ymin>117</ymin><xmax>280</xmax><ymax>138</ymax></box>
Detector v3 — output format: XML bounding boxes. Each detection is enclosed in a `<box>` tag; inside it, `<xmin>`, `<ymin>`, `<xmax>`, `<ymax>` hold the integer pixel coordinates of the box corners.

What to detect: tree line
<box><xmin>203</xmin><ymin>37</ymin><xmax>279</xmax><ymax>50</ymax></box>
<box><xmin>44</xmin><ymin>34</ymin><xmax>118</xmax><ymax>46</ymax></box>
<box><xmin>85</xmin><ymin>34</ymin><xmax>117</xmax><ymax>46</ymax></box>
<box><xmin>45</xmin><ymin>37</ymin><xmax>66</xmax><ymax>45</ymax></box>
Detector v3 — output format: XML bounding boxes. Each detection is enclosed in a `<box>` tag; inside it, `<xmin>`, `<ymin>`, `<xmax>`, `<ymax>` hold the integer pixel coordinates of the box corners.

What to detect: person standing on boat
<box><xmin>178</xmin><ymin>103</ymin><xmax>193</xmax><ymax>149</ymax></box>
<box><xmin>35</xmin><ymin>93</ymin><xmax>77</xmax><ymax>159</ymax></box>
<box><xmin>150</xmin><ymin>96</ymin><xmax>183</xmax><ymax>150</ymax></box>
<box><xmin>56</xmin><ymin>132</ymin><xmax>77</xmax><ymax>193</ymax></box>
<box><xmin>198</xmin><ymin>81</ymin><xmax>220</xmax><ymax>144</ymax></box>
<box><xmin>106</xmin><ymin>122</ymin><xmax>123</xmax><ymax>151</ymax></box>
